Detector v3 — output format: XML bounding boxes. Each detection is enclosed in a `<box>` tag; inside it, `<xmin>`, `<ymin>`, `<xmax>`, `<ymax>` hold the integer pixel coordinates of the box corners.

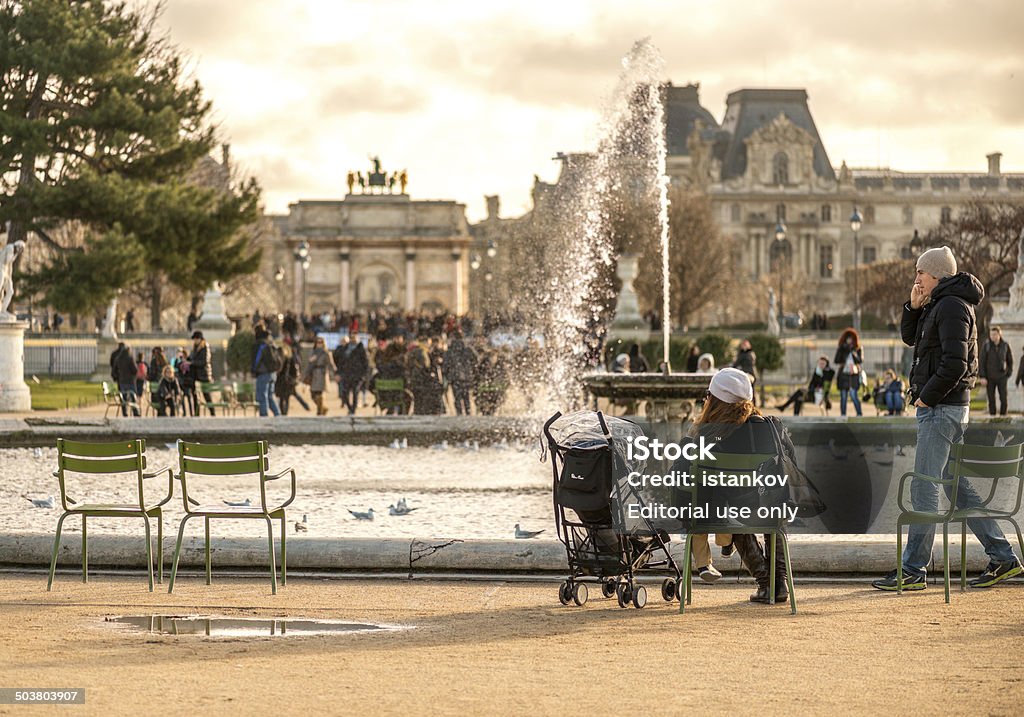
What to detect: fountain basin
<box><xmin>581</xmin><ymin>372</ymin><xmax>712</xmax><ymax>420</ymax></box>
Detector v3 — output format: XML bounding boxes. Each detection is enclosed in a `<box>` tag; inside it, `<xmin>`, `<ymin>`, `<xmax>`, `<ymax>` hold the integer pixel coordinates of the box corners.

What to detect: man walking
<box><xmin>872</xmin><ymin>246</ymin><xmax>1022</xmax><ymax>591</ymax></box>
<box><xmin>979</xmin><ymin>326</ymin><xmax>1013</xmax><ymax>416</ymax></box>
<box><xmin>252</xmin><ymin>326</ymin><xmax>281</xmax><ymax>417</ymax></box>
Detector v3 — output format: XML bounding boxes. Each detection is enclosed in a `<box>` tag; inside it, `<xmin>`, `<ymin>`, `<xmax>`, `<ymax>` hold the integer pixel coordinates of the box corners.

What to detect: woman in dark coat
<box><xmin>834</xmin><ymin>328</ymin><xmax>864</xmax><ymax>416</ymax></box>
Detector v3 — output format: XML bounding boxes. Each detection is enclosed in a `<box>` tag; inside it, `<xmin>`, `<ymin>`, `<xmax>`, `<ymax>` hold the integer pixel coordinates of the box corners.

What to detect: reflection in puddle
<box><xmin>104</xmin><ymin>615</ymin><xmax>396</xmax><ymax>637</ymax></box>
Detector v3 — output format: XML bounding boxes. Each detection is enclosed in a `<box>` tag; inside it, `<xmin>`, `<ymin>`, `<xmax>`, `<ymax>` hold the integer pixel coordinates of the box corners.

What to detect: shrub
<box><xmin>747</xmin><ymin>332</ymin><xmax>784</xmax><ymax>372</ymax></box>
<box><xmin>227</xmin><ymin>330</ymin><xmax>255</xmax><ymax>376</ymax></box>
<box><xmin>696</xmin><ymin>332</ymin><xmax>733</xmax><ymax>369</ymax></box>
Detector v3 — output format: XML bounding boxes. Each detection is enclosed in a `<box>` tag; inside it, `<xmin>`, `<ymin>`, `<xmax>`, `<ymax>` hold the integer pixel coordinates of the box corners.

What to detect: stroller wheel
<box><xmin>601</xmin><ymin>579</ymin><xmax>616</xmax><ymax>599</ymax></box>
<box><xmin>616</xmin><ymin>583</ymin><xmax>632</xmax><ymax>608</ymax></box>
<box><xmin>661</xmin><ymin>578</ymin><xmax>677</xmax><ymax>602</ymax></box>
<box><xmin>558</xmin><ymin>581</ymin><xmax>572</xmax><ymax>605</ymax></box>
<box><xmin>572</xmin><ymin>583</ymin><xmax>588</xmax><ymax>606</ymax></box>
<box><xmin>632</xmin><ymin>585</ymin><xmax>648</xmax><ymax>609</ymax></box>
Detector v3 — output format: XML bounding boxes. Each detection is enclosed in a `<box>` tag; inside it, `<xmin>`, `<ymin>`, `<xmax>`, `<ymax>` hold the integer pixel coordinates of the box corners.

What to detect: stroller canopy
<box><xmin>545</xmin><ymin>410</ymin><xmax>648</xmax><ymax>476</ymax></box>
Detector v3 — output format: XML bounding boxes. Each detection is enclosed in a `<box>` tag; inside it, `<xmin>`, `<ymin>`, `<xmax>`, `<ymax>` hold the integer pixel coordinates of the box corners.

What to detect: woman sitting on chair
<box><xmin>674</xmin><ymin>368</ymin><xmax>796</xmax><ymax>604</ymax></box>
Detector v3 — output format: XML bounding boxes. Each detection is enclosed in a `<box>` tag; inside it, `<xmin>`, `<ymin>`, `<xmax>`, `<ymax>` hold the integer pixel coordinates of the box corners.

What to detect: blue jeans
<box><xmin>255</xmin><ymin>372</ymin><xmax>280</xmax><ymax>417</ymax></box>
<box><xmin>902</xmin><ymin>404</ymin><xmax>1017</xmax><ymax>574</ymax></box>
<box><xmin>884</xmin><ymin>391</ymin><xmax>904</xmax><ymax>414</ymax></box>
<box><xmin>118</xmin><ymin>381</ymin><xmax>139</xmax><ymax>417</ymax></box>
<box><xmin>839</xmin><ymin>374</ymin><xmax>862</xmax><ymax>416</ymax></box>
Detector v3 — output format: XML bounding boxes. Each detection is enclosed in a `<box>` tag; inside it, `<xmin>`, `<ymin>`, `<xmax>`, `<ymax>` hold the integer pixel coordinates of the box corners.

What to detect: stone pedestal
<box><xmin>0</xmin><ymin>320</ymin><xmax>32</xmax><ymax>411</ymax></box>
<box><xmin>194</xmin><ymin>286</ymin><xmax>234</xmax><ymax>379</ymax></box>
<box><xmin>990</xmin><ymin>298</ymin><xmax>1024</xmax><ymax>414</ymax></box>
<box><xmin>609</xmin><ymin>254</ymin><xmax>651</xmax><ymax>344</ymax></box>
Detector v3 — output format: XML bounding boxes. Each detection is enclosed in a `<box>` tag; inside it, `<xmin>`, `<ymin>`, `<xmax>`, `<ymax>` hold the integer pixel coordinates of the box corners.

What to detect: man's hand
<box><xmin>979</xmin><ymin>378</ymin><xmax>988</xmax><ymax>386</ymax></box>
<box><xmin>910</xmin><ymin>284</ymin><xmax>928</xmax><ymax>309</ymax></box>
<box><xmin>913</xmin><ymin>398</ymin><xmax>930</xmax><ymax>408</ymax></box>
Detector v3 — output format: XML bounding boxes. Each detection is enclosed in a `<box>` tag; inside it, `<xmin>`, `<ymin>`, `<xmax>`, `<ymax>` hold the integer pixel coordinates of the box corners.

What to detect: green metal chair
<box><xmin>197</xmin><ymin>381</ymin><xmax>239</xmax><ymax>416</ymax></box>
<box><xmin>678</xmin><ymin>449</ymin><xmax>797</xmax><ymax>614</ymax></box>
<box><xmin>895</xmin><ymin>441</ymin><xmax>1024</xmax><ymax>603</ymax></box>
<box><xmin>234</xmin><ymin>381</ymin><xmax>258</xmax><ymax>415</ymax></box>
<box><xmin>374</xmin><ymin>377</ymin><xmax>408</xmax><ymax>414</ymax></box>
<box><xmin>47</xmin><ymin>438</ymin><xmax>173</xmax><ymax>592</ymax></box>
<box><xmin>167</xmin><ymin>440</ymin><xmax>296</xmax><ymax>595</ymax></box>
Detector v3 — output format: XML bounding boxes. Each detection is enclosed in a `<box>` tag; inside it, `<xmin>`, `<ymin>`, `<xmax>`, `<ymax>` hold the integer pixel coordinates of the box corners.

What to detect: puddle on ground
<box><xmin>104</xmin><ymin>615</ymin><xmax>397</xmax><ymax>638</ymax></box>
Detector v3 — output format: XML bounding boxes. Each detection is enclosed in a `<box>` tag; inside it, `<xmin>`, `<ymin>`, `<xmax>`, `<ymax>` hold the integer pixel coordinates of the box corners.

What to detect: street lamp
<box><xmin>909</xmin><ymin>228</ymin><xmax>923</xmax><ymax>256</ymax></box>
<box><xmin>470</xmin><ymin>253</ymin><xmax>481</xmax><ymax>271</ymax></box>
<box><xmin>294</xmin><ymin>240</ymin><xmax>310</xmax><ymax>314</ymax></box>
<box><xmin>850</xmin><ymin>207</ymin><xmax>863</xmax><ymax>332</ymax></box>
<box><xmin>773</xmin><ymin>220</ymin><xmax>787</xmax><ymax>334</ymax></box>
<box><xmin>486</xmin><ymin>240</ymin><xmax>497</xmax><ymax>258</ymax></box>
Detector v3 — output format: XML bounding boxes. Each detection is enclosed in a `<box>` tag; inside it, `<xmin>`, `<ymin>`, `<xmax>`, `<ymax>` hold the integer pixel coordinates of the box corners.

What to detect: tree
<box><xmin>633</xmin><ymin>187</ymin><xmax>734</xmax><ymax>328</ymax></box>
<box><xmin>845</xmin><ymin>258</ymin><xmax>915</xmax><ymax>326</ymax></box>
<box><xmin>921</xmin><ymin>200</ymin><xmax>1024</xmax><ymax>327</ymax></box>
<box><xmin>1</xmin><ymin>0</ymin><xmax>261</xmax><ymax>325</ymax></box>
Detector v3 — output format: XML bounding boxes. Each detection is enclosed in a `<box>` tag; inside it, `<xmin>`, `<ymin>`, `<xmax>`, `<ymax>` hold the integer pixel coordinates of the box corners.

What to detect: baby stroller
<box><xmin>543</xmin><ymin>410</ymin><xmax>683</xmax><ymax>609</ymax></box>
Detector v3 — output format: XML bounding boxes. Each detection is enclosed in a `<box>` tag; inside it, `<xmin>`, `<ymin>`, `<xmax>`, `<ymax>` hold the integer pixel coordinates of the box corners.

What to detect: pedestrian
<box><xmin>834</xmin><ymin>328</ymin><xmax>864</xmax><ymax>417</ymax></box>
<box><xmin>628</xmin><ymin>343</ymin><xmax>650</xmax><ymax>373</ymax></box>
<box><xmin>732</xmin><ymin>338</ymin><xmax>757</xmax><ymax>385</ymax></box>
<box><xmin>134</xmin><ymin>351</ymin><xmax>148</xmax><ymax>406</ymax></box>
<box><xmin>685</xmin><ymin>344</ymin><xmax>701</xmax><ymax>373</ymax></box>
<box><xmin>979</xmin><ymin>326</ymin><xmax>1013</xmax><ymax>416</ymax></box>
<box><xmin>444</xmin><ymin>332</ymin><xmax>477</xmax><ymax>416</ymax></box>
<box><xmin>109</xmin><ymin>342</ymin><xmax>139</xmax><ymax>417</ymax></box>
<box><xmin>872</xmin><ymin>246</ymin><xmax>1023</xmax><ymax>591</ymax></box>
<box><xmin>125</xmin><ymin>308</ymin><xmax>135</xmax><ymax>333</ymax></box>
<box><xmin>252</xmin><ymin>326</ymin><xmax>282</xmax><ymax>417</ymax></box>
<box><xmin>156</xmin><ymin>365</ymin><xmax>182</xmax><ymax>417</ymax></box>
<box><xmin>303</xmin><ymin>335</ymin><xmax>336</xmax><ymax>415</ymax></box>
<box><xmin>146</xmin><ymin>347</ymin><xmax>169</xmax><ymax>411</ymax></box>
<box><xmin>189</xmin><ymin>331</ymin><xmax>215</xmax><ymax>415</ymax></box>
<box><xmin>275</xmin><ymin>341</ymin><xmax>309</xmax><ymax>415</ymax></box>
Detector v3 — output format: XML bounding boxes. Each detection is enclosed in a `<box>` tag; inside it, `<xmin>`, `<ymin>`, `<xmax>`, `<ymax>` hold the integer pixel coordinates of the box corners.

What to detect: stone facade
<box><xmin>268</xmin><ymin>192</ymin><xmax>472</xmax><ymax>315</ymax></box>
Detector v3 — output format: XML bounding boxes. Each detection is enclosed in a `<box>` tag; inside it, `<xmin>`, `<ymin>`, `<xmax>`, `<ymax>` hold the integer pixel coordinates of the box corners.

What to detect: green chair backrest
<box><xmin>56</xmin><ymin>438</ymin><xmax>148</xmax><ymax>510</ymax></box>
<box><xmin>236</xmin><ymin>382</ymin><xmax>256</xmax><ymax>402</ymax></box>
<box><xmin>948</xmin><ymin>442</ymin><xmax>1024</xmax><ymax>514</ymax></box>
<box><xmin>687</xmin><ymin>450</ymin><xmax>779</xmax><ymax>531</ymax></box>
<box><xmin>177</xmin><ymin>441</ymin><xmax>270</xmax><ymax>510</ymax></box>
<box><xmin>376</xmin><ymin>378</ymin><xmax>405</xmax><ymax>392</ymax></box>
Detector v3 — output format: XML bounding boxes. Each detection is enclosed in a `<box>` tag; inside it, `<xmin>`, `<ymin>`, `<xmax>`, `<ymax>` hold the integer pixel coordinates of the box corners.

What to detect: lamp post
<box><xmin>773</xmin><ymin>221</ymin><xmax>787</xmax><ymax>334</ymax></box>
<box><xmin>909</xmin><ymin>228</ymin><xmax>923</xmax><ymax>256</ymax></box>
<box><xmin>294</xmin><ymin>240</ymin><xmax>310</xmax><ymax>315</ymax></box>
<box><xmin>850</xmin><ymin>207</ymin><xmax>862</xmax><ymax>332</ymax></box>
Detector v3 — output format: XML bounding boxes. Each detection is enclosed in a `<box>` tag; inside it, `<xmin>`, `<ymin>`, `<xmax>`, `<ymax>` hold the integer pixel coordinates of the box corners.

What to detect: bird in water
<box><xmin>514</xmin><ymin>523</ymin><xmax>545</xmax><ymax>539</ymax></box>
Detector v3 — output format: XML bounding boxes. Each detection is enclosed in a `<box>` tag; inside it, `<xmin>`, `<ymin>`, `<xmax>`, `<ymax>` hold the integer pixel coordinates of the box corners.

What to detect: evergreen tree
<box><xmin>0</xmin><ymin>0</ymin><xmax>261</xmax><ymax>323</ymax></box>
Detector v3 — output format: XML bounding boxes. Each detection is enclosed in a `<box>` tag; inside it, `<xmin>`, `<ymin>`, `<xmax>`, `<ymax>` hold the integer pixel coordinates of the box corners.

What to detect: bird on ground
<box><xmin>827</xmin><ymin>438</ymin><xmax>849</xmax><ymax>460</ymax></box>
<box><xmin>514</xmin><ymin>523</ymin><xmax>545</xmax><ymax>539</ymax></box>
<box><xmin>995</xmin><ymin>431</ymin><xmax>1015</xmax><ymax>447</ymax></box>
<box><xmin>25</xmin><ymin>496</ymin><xmax>54</xmax><ymax>509</ymax></box>
<box><xmin>223</xmin><ymin>498</ymin><xmax>251</xmax><ymax>507</ymax></box>
<box><xmin>388</xmin><ymin>503</ymin><xmax>419</xmax><ymax>516</ymax></box>
<box><xmin>895</xmin><ymin>445</ymin><xmax>906</xmax><ymax>457</ymax></box>
<box><xmin>429</xmin><ymin>440</ymin><xmax>449</xmax><ymax>451</ymax></box>
<box><xmin>348</xmin><ymin>508</ymin><xmax>374</xmax><ymax>521</ymax></box>
<box><xmin>32</xmin><ymin>447</ymin><xmax>42</xmax><ymax>459</ymax></box>
<box><xmin>294</xmin><ymin>521</ymin><xmax>308</xmax><ymax>533</ymax></box>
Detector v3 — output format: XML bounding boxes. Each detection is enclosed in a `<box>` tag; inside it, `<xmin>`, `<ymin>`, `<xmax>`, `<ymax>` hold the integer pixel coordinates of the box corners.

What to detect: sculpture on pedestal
<box><xmin>0</xmin><ymin>240</ymin><xmax>25</xmax><ymax>319</ymax></box>
<box><xmin>767</xmin><ymin>287</ymin><xmax>780</xmax><ymax>336</ymax></box>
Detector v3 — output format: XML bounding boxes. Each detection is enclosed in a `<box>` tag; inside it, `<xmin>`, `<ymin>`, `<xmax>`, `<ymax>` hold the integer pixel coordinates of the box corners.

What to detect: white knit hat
<box><xmin>709</xmin><ymin>367</ymin><xmax>754</xmax><ymax>404</ymax></box>
<box><xmin>916</xmin><ymin>246</ymin><xmax>957</xmax><ymax>280</ymax></box>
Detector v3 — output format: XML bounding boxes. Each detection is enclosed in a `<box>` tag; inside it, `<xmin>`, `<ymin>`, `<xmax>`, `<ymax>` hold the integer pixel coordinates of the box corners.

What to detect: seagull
<box><xmin>223</xmin><ymin>498</ymin><xmax>251</xmax><ymax>507</ymax></box>
<box><xmin>348</xmin><ymin>508</ymin><xmax>374</xmax><ymax>521</ymax></box>
<box><xmin>400</xmin><ymin>438</ymin><xmax>408</xmax><ymax>449</ymax></box>
<box><xmin>388</xmin><ymin>439</ymin><xmax>402</xmax><ymax>449</ymax></box>
<box><xmin>26</xmin><ymin>496</ymin><xmax>55</xmax><ymax>509</ymax></box>
<box><xmin>429</xmin><ymin>440</ymin><xmax>449</xmax><ymax>451</ymax></box>
<box><xmin>895</xmin><ymin>445</ymin><xmax>907</xmax><ymax>457</ymax></box>
<box><xmin>397</xmin><ymin>497</ymin><xmax>407</xmax><ymax>511</ymax></box>
<box><xmin>995</xmin><ymin>431</ymin><xmax>1016</xmax><ymax>447</ymax></box>
<box><xmin>388</xmin><ymin>503</ymin><xmax>419</xmax><ymax>516</ymax></box>
<box><xmin>827</xmin><ymin>438</ymin><xmax>849</xmax><ymax>460</ymax></box>
<box><xmin>294</xmin><ymin>521</ymin><xmax>308</xmax><ymax>533</ymax></box>
<box><xmin>32</xmin><ymin>447</ymin><xmax>42</xmax><ymax>459</ymax></box>
<box><xmin>514</xmin><ymin>523</ymin><xmax>545</xmax><ymax>539</ymax></box>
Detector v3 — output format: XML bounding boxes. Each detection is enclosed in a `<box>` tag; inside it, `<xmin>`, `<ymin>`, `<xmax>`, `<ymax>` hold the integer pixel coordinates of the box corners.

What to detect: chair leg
<box><xmin>280</xmin><ymin>516</ymin><xmax>287</xmax><ymax>587</ymax></box>
<box><xmin>264</xmin><ymin>517</ymin><xmax>278</xmax><ymax>595</ymax></box>
<box><xmin>82</xmin><ymin>515</ymin><xmax>88</xmax><ymax>584</ymax></box>
<box><xmin>961</xmin><ymin>521</ymin><xmax>967</xmax><ymax>592</ymax></box>
<box><xmin>142</xmin><ymin>515</ymin><xmax>154</xmax><ymax>593</ymax></box>
<box><xmin>47</xmin><ymin>513</ymin><xmax>69</xmax><ymax>591</ymax></box>
<box><xmin>942</xmin><ymin>522</ymin><xmax>950</xmax><ymax>604</ymax></box>
<box><xmin>769</xmin><ymin>532</ymin><xmax>777</xmax><ymax>606</ymax></box>
<box><xmin>157</xmin><ymin>511</ymin><xmax>164</xmax><ymax>585</ymax></box>
<box><xmin>896</xmin><ymin>517</ymin><xmax>903</xmax><ymax>595</ymax></box>
<box><xmin>679</xmin><ymin>533</ymin><xmax>692</xmax><ymax>613</ymax></box>
<box><xmin>204</xmin><ymin>517</ymin><xmax>212</xmax><ymax>585</ymax></box>
<box><xmin>168</xmin><ymin>515</ymin><xmax>193</xmax><ymax>594</ymax></box>
<box><xmin>781</xmin><ymin>532</ymin><xmax>796</xmax><ymax>615</ymax></box>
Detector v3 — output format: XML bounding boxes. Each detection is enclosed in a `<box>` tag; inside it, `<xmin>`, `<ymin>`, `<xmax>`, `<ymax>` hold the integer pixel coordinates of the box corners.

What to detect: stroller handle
<box><xmin>596</xmin><ymin>410</ymin><xmax>614</xmax><ymax>447</ymax></box>
<box><xmin>542</xmin><ymin>411</ymin><xmax>562</xmax><ymax>443</ymax></box>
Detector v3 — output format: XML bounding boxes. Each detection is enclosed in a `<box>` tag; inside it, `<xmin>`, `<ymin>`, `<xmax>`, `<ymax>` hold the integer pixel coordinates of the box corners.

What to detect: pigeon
<box><xmin>348</xmin><ymin>508</ymin><xmax>374</xmax><ymax>521</ymax></box>
<box><xmin>294</xmin><ymin>521</ymin><xmax>308</xmax><ymax>533</ymax></box>
<box><xmin>26</xmin><ymin>496</ymin><xmax>55</xmax><ymax>509</ymax></box>
<box><xmin>514</xmin><ymin>523</ymin><xmax>545</xmax><ymax>539</ymax></box>
<box><xmin>895</xmin><ymin>445</ymin><xmax>907</xmax><ymax>457</ymax></box>
<box><xmin>223</xmin><ymin>498</ymin><xmax>252</xmax><ymax>507</ymax></box>
<box><xmin>995</xmin><ymin>431</ymin><xmax>1015</xmax><ymax>448</ymax></box>
<box><xmin>827</xmin><ymin>438</ymin><xmax>849</xmax><ymax>460</ymax></box>
<box><xmin>32</xmin><ymin>447</ymin><xmax>43</xmax><ymax>459</ymax></box>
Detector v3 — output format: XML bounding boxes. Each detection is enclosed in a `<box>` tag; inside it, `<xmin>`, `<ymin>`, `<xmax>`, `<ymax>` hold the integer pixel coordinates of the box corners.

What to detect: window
<box><xmin>731</xmin><ymin>203</ymin><xmax>741</xmax><ymax>222</ymax></box>
<box><xmin>776</xmin><ymin>203</ymin><xmax>786</xmax><ymax>222</ymax></box>
<box><xmin>902</xmin><ymin>205</ymin><xmax>914</xmax><ymax>226</ymax></box>
<box><xmin>864</xmin><ymin>205</ymin><xmax>875</xmax><ymax>224</ymax></box>
<box><xmin>862</xmin><ymin>246</ymin><xmax>877</xmax><ymax>264</ymax></box>
<box><xmin>941</xmin><ymin>206</ymin><xmax>952</xmax><ymax>223</ymax></box>
<box><xmin>900</xmin><ymin>245</ymin><xmax>914</xmax><ymax>260</ymax></box>
<box><xmin>819</xmin><ymin>245</ymin><xmax>834</xmax><ymax>278</ymax></box>
<box><xmin>772</xmin><ymin>152</ymin><xmax>789</xmax><ymax>185</ymax></box>
<box><xmin>821</xmin><ymin>204</ymin><xmax>832</xmax><ymax>223</ymax></box>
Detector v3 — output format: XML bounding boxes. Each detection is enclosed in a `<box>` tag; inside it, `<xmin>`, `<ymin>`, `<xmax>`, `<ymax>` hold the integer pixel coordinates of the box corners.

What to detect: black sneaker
<box><xmin>968</xmin><ymin>559</ymin><xmax>1023</xmax><ymax>588</ymax></box>
<box><xmin>871</xmin><ymin>568</ymin><xmax>926</xmax><ymax>591</ymax></box>
<box><xmin>720</xmin><ymin>542</ymin><xmax>734</xmax><ymax>558</ymax></box>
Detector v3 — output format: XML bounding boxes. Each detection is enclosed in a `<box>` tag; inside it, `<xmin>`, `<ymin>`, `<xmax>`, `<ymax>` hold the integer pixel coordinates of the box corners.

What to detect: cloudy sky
<box><xmin>159</xmin><ymin>0</ymin><xmax>1023</xmax><ymax>222</ymax></box>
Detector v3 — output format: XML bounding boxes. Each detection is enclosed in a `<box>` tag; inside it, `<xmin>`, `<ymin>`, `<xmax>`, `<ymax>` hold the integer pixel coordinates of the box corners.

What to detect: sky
<box><xmin>158</xmin><ymin>0</ymin><xmax>1024</xmax><ymax>222</ymax></box>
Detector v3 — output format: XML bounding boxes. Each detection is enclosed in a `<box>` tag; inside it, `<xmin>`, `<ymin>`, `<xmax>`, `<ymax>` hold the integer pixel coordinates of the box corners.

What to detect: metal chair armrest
<box><xmin>897</xmin><ymin>471</ymin><xmax>953</xmax><ymax>512</ymax></box>
<box><xmin>143</xmin><ymin>467</ymin><xmax>175</xmax><ymax>508</ymax></box>
<box><xmin>264</xmin><ymin>467</ymin><xmax>297</xmax><ymax>508</ymax></box>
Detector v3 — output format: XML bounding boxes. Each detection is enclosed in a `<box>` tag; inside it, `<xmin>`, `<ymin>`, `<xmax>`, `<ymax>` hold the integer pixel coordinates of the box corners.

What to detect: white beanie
<box><xmin>916</xmin><ymin>246</ymin><xmax>957</xmax><ymax>280</ymax></box>
<box><xmin>709</xmin><ymin>367</ymin><xmax>754</xmax><ymax>404</ymax></box>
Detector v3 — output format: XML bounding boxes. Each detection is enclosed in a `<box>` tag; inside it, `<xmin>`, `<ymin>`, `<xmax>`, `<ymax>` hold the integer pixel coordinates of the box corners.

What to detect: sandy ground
<box><xmin>1</xmin><ymin>573</ymin><xmax>1022</xmax><ymax>716</ymax></box>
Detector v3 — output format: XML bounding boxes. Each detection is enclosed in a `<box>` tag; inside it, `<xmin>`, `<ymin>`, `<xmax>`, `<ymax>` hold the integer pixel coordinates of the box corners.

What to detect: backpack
<box><xmin>265</xmin><ymin>344</ymin><xmax>283</xmax><ymax>373</ymax></box>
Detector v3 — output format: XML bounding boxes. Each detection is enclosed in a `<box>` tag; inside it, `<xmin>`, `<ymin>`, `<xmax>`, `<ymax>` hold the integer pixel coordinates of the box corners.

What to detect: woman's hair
<box><xmin>837</xmin><ymin>327</ymin><xmax>860</xmax><ymax>349</ymax></box>
<box><xmin>688</xmin><ymin>394</ymin><xmax>761</xmax><ymax>437</ymax></box>
<box><xmin>162</xmin><ymin>365</ymin><xmax>175</xmax><ymax>379</ymax></box>
<box><xmin>818</xmin><ymin>355</ymin><xmax>829</xmax><ymax>364</ymax></box>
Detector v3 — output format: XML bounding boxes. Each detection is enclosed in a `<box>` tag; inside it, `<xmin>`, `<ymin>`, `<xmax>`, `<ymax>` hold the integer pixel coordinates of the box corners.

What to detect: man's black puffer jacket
<box><xmin>901</xmin><ymin>272</ymin><xmax>983</xmax><ymax>407</ymax></box>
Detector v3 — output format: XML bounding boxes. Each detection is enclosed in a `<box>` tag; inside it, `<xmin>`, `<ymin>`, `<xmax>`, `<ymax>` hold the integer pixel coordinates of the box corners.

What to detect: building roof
<box><xmin>663</xmin><ymin>83</ymin><xmax>719</xmax><ymax>156</ymax></box>
<box><xmin>714</xmin><ymin>89</ymin><xmax>836</xmax><ymax>181</ymax></box>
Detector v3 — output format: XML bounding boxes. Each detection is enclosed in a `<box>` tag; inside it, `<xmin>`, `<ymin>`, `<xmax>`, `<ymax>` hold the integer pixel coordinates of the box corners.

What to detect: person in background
<box><xmin>303</xmin><ymin>335</ymin><xmax>336</xmax><ymax>416</ymax></box>
<box><xmin>686</xmin><ymin>344</ymin><xmax>702</xmax><ymax>373</ymax></box>
<box><xmin>444</xmin><ymin>332</ymin><xmax>477</xmax><ymax>416</ymax></box>
<box><xmin>252</xmin><ymin>325</ymin><xmax>281</xmax><ymax>417</ymax></box>
<box><xmin>881</xmin><ymin>368</ymin><xmax>905</xmax><ymax>415</ymax></box>
<box><xmin>778</xmin><ymin>356</ymin><xmax>835</xmax><ymax>416</ymax></box>
<box><xmin>275</xmin><ymin>340</ymin><xmax>310</xmax><ymax>415</ymax></box>
<box><xmin>834</xmin><ymin>328</ymin><xmax>863</xmax><ymax>417</ymax></box>
<box><xmin>175</xmin><ymin>348</ymin><xmax>195</xmax><ymax>416</ymax></box>
<box><xmin>134</xmin><ymin>351</ymin><xmax>148</xmax><ymax>408</ymax></box>
<box><xmin>732</xmin><ymin>338</ymin><xmax>757</xmax><ymax>385</ymax></box>
<box><xmin>147</xmin><ymin>347</ymin><xmax>169</xmax><ymax>412</ymax></box>
<box><xmin>628</xmin><ymin>343</ymin><xmax>650</xmax><ymax>373</ymax></box>
<box><xmin>189</xmin><ymin>330</ymin><xmax>215</xmax><ymax>416</ymax></box>
<box><xmin>109</xmin><ymin>342</ymin><xmax>139</xmax><ymax>417</ymax></box>
<box><xmin>979</xmin><ymin>325</ymin><xmax>1013</xmax><ymax>416</ymax></box>
<box><xmin>156</xmin><ymin>365</ymin><xmax>182</xmax><ymax>417</ymax></box>
<box><xmin>695</xmin><ymin>353</ymin><xmax>716</xmax><ymax>374</ymax></box>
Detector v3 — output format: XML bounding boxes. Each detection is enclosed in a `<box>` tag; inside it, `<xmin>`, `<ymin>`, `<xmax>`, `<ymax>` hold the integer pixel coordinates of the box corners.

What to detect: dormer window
<box><xmin>772</xmin><ymin>152</ymin><xmax>789</xmax><ymax>185</ymax></box>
